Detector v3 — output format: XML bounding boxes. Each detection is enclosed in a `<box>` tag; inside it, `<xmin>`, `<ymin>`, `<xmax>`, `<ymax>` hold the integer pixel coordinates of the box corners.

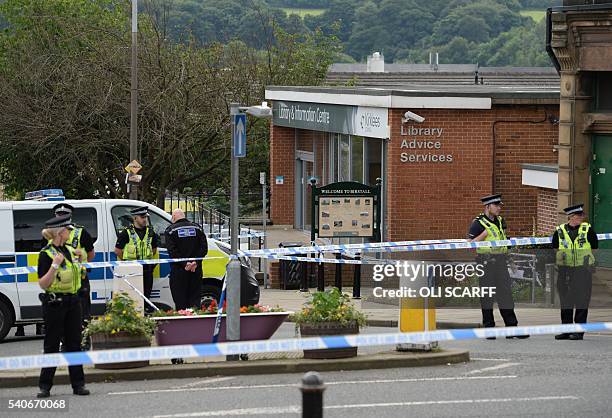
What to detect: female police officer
<box><xmin>37</xmin><ymin>214</ymin><xmax>90</xmax><ymax>398</ymax></box>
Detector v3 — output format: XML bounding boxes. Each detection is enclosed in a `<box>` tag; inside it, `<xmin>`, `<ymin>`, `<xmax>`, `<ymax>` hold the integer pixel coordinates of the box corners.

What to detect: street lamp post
<box><xmin>129</xmin><ymin>0</ymin><xmax>138</xmax><ymax>200</ymax></box>
<box><xmin>226</xmin><ymin>101</ymin><xmax>272</xmax><ymax>360</ymax></box>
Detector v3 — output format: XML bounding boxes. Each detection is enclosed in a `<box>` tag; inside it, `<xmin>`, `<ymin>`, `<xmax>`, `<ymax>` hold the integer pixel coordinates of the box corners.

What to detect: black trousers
<box><xmin>39</xmin><ymin>296</ymin><xmax>85</xmax><ymax>390</ymax></box>
<box><xmin>79</xmin><ymin>276</ymin><xmax>91</xmax><ymax>325</ymax></box>
<box><xmin>170</xmin><ymin>267</ymin><xmax>202</xmax><ymax>310</ymax></box>
<box><xmin>557</xmin><ymin>266</ymin><xmax>592</xmax><ymax>328</ymax></box>
<box><xmin>478</xmin><ymin>255</ymin><xmax>518</xmax><ymax>328</ymax></box>
<box><xmin>143</xmin><ymin>265</ymin><xmax>154</xmax><ymax>313</ymax></box>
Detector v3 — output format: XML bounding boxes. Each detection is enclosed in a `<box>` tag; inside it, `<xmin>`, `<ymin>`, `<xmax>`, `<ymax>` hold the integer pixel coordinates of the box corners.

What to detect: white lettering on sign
<box><xmin>400</xmin><ymin>125</ymin><xmax>453</xmax><ymax>164</ymax></box>
<box><xmin>277</xmin><ymin>102</ymin><xmax>330</xmax><ymax>125</ymax></box>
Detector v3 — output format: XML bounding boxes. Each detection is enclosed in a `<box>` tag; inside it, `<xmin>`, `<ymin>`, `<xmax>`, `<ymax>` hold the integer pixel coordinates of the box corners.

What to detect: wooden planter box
<box><xmin>300</xmin><ymin>321</ymin><xmax>360</xmax><ymax>359</ymax></box>
<box><xmin>153</xmin><ymin>312</ymin><xmax>291</xmax><ymax>346</ymax></box>
<box><xmin>90</xmin><ymin>332</ymin><xmax>151</xmax><ymax>369</ymax></box>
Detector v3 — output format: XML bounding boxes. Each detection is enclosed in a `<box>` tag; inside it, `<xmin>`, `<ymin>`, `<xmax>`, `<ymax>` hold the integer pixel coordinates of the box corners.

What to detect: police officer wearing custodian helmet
<box><xmin>37</xmin><ymin>215</ymin><xmax>90</xmax><ymax>398</ymax></box>
<box><xmin>468</xmin><ymin>194</ymin><xmax>528</xmax><ymax>339</ymax></box>
<box><xmin>552</xmin><ymin>204</ymin><xmax>598</xmax><ymax>340</ymax></box>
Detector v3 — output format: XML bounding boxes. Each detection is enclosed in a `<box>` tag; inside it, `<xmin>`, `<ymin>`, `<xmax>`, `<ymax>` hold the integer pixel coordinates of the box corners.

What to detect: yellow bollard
<box><xmin>399</xmin><ymin>296</ymin><xmax>436</xmax><ymax>333</ymax></box>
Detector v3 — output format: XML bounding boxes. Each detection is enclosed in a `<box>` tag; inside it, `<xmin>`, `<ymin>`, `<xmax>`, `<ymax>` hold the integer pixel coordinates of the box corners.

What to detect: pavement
<box><xmin>2</xmin><ymin>333</ymin><xmax>611</xmax><ymax>417</ymax></box>
<box><xmin>259</xmin><ymin>288</ymin><xmax>612</xmax><ymax>328</ymax></box>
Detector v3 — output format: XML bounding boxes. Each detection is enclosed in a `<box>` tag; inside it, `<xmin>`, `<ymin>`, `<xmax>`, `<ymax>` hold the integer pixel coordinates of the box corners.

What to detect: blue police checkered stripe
<box><xmin>0</xmin><ymin>322</ymin><xmax>610</xmax><ymax>371</ymax></box>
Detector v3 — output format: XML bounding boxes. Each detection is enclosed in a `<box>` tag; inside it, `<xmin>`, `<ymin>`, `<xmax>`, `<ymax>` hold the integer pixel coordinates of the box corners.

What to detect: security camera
<box><xmin>402</xmin><ymin>111</ymin><xmax>425</xmax><ymax>124</ymax></box>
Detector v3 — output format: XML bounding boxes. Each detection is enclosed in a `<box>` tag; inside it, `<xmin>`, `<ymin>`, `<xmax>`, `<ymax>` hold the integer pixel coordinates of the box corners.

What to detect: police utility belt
<box><xmin>39</xmin><ymin>292</ymin><xmax>79</xmax><ymax>305</ymax></box>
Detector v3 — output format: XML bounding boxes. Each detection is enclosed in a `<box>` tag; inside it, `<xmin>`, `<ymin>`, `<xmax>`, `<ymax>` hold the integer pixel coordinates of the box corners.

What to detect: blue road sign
<box><xmin>233</xmin><ymin>114</ymin><xmax>247</xmax><ymax>158</ymax></box>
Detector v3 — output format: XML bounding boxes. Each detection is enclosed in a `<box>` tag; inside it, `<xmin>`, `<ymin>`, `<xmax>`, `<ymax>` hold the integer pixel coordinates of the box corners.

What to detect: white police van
<box><xmin>0</xmin><ymin>191</ymin><xmax>260</xmax><ymax>341</ymax></box>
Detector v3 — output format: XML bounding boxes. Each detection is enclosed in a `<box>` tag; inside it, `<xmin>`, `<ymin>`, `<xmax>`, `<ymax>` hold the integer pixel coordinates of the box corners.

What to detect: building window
<box><xmin>351</xmin><ymin>136</ymin><xmax>364</xmax><ymax>182</ymax></box>
<box><xmin>595</xmin><ymin>72</ymin><xmax>612</xmax><ymax>111</ymax></box>
<box><xmin>339</xmin><ymin>134</ymin><xmax>351</xmax><ymax>181</ymax></box>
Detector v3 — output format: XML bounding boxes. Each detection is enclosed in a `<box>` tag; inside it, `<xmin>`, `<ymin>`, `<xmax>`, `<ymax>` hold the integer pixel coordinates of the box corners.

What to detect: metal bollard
<box><xmin>335</xmin><ymin>253</ymin><xmax>342</xmax><ymax>291</ymax></box>
<box><xmin>300</xmin><ymin>371</ymin><xmax>325</xmax><ymax>418</ymax></box>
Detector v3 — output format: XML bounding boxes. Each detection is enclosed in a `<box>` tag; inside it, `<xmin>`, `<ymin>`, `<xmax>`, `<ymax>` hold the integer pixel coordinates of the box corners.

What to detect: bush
<box><xmin>290</xmin><ymin>288</ymin><xmax>367</xmax><ymax>327</ymax></box>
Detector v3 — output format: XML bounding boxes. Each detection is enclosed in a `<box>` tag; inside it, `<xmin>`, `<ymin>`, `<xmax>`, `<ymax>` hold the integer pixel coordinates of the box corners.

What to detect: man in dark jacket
<box><xmin>165</xmin><ymin>209</ymin><xmax>208</xmax><ymax>310</ymax></box>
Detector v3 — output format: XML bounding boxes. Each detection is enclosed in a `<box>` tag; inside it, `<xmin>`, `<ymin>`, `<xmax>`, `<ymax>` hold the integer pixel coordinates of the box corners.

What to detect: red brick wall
<box><xmin>270</xmin><ymin>125</ymin><xmax>295</xmax><ymax>225</ymax></box>
<box><xmin>386</xmin><ymin>106</ymin><xmax>558</xmax><ymax>241</ymax></box>
<box><xmin>537</xmin><ymin>188</ymin><xmax>558</xmax><ymax>235</ymax></box>
<box><xmin>491</xmin><ymin>106</ymin><xmax>558</xmax><ymax>236</ymax></box>
<box><xmin>269</xmin><ymin>104</ymin><xmax>559</xmax><ymax>238</ymax></box>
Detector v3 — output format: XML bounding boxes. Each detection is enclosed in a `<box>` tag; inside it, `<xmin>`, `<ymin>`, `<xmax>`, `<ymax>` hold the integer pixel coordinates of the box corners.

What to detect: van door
<box><xmin>0</xmin><ymin>207</ymin><xmax>19</xmax><ymax>333</ymax></box>
<box><xmin>106</xmin><ymin>203</ymin><xmax>174</xmax><ymax>310</ymax></box>
<box><xmin>70</xmin><ymin>202</ymin><xmax>107</xmax><ymax>315</ymax></box>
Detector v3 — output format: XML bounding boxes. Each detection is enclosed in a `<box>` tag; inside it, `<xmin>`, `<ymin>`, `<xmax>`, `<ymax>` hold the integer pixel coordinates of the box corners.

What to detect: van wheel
<box><xmin>0</xmin><ymin>300</ymin><xmax>14</xmax><ymax>341</ymax></box>
<box><xmin>200</xmin><ymin>284</ymin><xmax>222</xmax><ymax>309</ymax></box>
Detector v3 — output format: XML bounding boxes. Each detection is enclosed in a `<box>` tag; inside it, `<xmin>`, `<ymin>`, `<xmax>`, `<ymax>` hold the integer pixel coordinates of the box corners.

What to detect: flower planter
<box><xmin>90</xmin><ymin>331</ymin><xmax>151</xmax><ymax>369</ymax></box>
<box><xmin>153</xmin><ymin>312</ymin><xmax>291</xmax><ymax>345</ymax></box>
<box><xmin>299</xmin><ymin>321</ymin><xmax>359</xmax><ymax>359</ymax></box>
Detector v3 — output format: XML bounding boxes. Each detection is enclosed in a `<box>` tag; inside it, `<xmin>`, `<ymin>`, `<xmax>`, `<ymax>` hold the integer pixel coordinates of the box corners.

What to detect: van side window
<box><xmin>14</xmin><ymin>208</ymin><xmax>98</xmax><ymax>252</ymax></box>
<box><xmin>111</xmin><ymin>206</ymin><xmax>170</xmax><ymax>248</ymax></box>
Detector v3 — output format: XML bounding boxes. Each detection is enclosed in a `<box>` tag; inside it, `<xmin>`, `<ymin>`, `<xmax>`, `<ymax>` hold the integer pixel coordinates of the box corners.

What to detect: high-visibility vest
<box><xmin>556</xmin><ymin>222</ymin><xmax>594</xmax><ymax>267</ymax></box>
<box><xmin>476</xmin><ymin>214</ymin><xmax>508</xmax><ymax>254</ymax></box>
<box><xmin>41</xmin><ymin>245</ymin><xmax>82</xmax><ymax>294</ymax></box>
<box><xmin>122</xmin><ymin>225</ymin><xmax>154</xmax><ymax>260</ymax></box>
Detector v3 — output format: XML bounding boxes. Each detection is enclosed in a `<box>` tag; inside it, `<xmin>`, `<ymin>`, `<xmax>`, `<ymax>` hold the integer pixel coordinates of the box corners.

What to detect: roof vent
<box><xmin>367</xmin><ymin>52</ymin><xmax>385</xmax><ymax>73</ymax></box>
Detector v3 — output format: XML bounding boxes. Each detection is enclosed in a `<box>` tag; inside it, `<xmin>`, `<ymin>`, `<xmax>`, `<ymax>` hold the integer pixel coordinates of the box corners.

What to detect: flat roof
<box><xmin>265</xmin><ymin>85</ymin><xmax>560</xmax><ymax>109</ymax></box>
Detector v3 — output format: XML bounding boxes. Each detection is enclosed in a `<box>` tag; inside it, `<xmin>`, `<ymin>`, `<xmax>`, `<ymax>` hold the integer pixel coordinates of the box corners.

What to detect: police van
<box><xmin>0</xmin><ymin>191</ymin><xmax>260</xmax><ymax>341</ymax></box>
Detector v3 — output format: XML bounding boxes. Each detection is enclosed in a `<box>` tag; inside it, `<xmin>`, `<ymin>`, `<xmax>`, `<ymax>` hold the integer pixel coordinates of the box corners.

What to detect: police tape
<box><xmin>0</xmin><ymin>256</ymin><xmax>229</xmax><ymax>277</ymax></box>
<box><xmin>1</xmin><ymin>233</ymin><xmax>611</xmax><ymax>276</ymax></box>
<box><xmin>0</xmin><ymin>322</ymin><xmax>610</xmax><ymax>370</ymax></box>
<box><xmin>240</xmin><ymin>234</ymin><xmax>612</xmax><ymax>259</ymax></box>
<box><xmin>210</xmin><ymin>232</ymin><xmax>265</xmax><ymax>240</ymax></box>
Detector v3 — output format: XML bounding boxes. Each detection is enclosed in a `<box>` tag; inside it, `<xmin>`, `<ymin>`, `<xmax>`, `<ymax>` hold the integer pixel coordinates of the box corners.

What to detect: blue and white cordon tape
<box><xmin>241</xmin><ymin>234</ymin><xmax>612</xmax><ymax>258</ymax></box>
<box><xmin>0</xmin><ymin>322</ymin><xmax>610</xmax><ymax>371</ymax></box>
<box><xmin>1</xmin><ymin>233</ymin><xmax>611</xmax><ymax>276</ymax></box>
<box><xmin>0</xmin><ymin>256</ymin><xmax>227</xmax><ymax>277</ymax></box>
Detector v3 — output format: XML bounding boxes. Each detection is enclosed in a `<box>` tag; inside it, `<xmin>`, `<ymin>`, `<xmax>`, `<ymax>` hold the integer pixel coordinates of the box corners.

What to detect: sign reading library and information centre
<box><xmin>273</xmin><ymin>101</ymin><xmax>389</xmax><ymax>139</ymax></box>
<box><xmin>311</xmin><ymin>180</ymin><xmax>382</xmax><ymax>240</ymax></box>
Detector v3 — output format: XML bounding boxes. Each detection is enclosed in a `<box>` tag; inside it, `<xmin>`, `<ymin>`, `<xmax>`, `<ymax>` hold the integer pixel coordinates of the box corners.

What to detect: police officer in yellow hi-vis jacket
<box><xmin>552</xmin><ymin>204</ymin><xmax>598</xmax><ymax>341</ymax></box>
<box><xmin>468</xmin><ymin>194</ymin><xmax>528</xmax><ymax>339</ymax></box>
<box><xmin>37</xmin><ymin>215</ymin><xmax>90</xmax><ymax>398</ymax></box>
<box><xmin>114</xmin><ymin>206</ymin><xmax>159</xmax><ymax>312</ymax></box>
<box><xmin>52</xmin><ymin>203</ymin><xmax>95</xmax><ymax>332</ymax></box>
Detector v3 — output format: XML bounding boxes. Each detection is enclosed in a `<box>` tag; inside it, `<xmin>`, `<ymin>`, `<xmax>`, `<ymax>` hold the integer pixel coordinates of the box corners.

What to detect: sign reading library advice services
<box><xmin>273</xmin><ymin>100</ymin><xmax>389</xmax><ymax>139</ymax></box>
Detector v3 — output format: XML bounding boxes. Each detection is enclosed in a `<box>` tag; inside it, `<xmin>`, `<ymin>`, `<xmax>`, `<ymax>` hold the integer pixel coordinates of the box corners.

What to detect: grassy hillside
<box><xmin>281</xmin><ymin>7</ymin><xmax>327</xmax><ymax>18</ymax></box>
<box><xmin>520</xmin><ymin>9</ymin><xmax>546</xmax><ymax>22</ymax></box>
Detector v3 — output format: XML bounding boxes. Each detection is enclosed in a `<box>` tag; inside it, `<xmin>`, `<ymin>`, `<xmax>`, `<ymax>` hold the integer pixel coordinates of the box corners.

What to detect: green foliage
<box><xmin>83</xmin><ymin>292</ymin><xmax>156</xmax><ymax>339</ymax></box>
<box><xmin>290</xmin><ymin>288</ymin><xmax>367</xmax><ymax>327</ymax></box>
<box><xmin>0</xmin><ymin>0</ymin><xmax>337</xmax><ymax>202</ymax></box>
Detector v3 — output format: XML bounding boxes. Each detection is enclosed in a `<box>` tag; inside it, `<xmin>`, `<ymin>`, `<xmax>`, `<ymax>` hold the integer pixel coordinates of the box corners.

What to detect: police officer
<box><xmin>165</xmin><ymin>209</ymin><xmax>208</xmax><ymax>310</ymax></box>
<box><xmin>37</xmin><ymin>215</ymin><xmax>90</xmax><ymax>398</ymax></box>
<box><xmin>468</xmin><ymin>194</ymin><xmax>528</xmax><ymax>339</ymax></box>
<box><xmin>52</xmin><ymin>203</ymin><xmax>95</xmax><ymax>334</ymax></box>
<box><xmin>552</xmin><ymin>204</ymin><xmax>598</xmax><ymax>341</ymax></box>
<box><xmin>114</xmin><ymin>206</ymin><xmax>159</xmax><ymax>312</ymax></box>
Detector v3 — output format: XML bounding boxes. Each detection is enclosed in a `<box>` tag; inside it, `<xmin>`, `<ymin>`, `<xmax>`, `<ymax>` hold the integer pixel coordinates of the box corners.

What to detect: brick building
<box><xmin>265</xmin><ymin>85</ymin><xmax>560</xmax><ymax>247</ymax></box>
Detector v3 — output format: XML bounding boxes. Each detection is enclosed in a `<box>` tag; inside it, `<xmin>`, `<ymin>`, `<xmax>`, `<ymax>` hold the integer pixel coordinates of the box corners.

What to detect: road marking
<box><xmin>154</xmin><ymin>405</ymin><xmax>300</xmax><ymax>417</ymax></box>
<box><xmin>110</xmin><ymin>375</ymin><xmax>516</xmax><ymax>396</ymax></box>
<box><xmin>152</xmin><ymin>396</ymin><xmax>579</xmax><ymax>417</ymax></box>
<box><xmin>172</xmin><ymin>377</ymin><xmax>235</xmax><ymax>389</ymax></box>
<box><xmin>467</xmin><ymin>362</ymin><xmax>520</xmax><ymax>375</ymax></box>
<box><xmin>471</xmin><ymin>358</ymin><xmax>509</xmax><ymax>361</ymax></box>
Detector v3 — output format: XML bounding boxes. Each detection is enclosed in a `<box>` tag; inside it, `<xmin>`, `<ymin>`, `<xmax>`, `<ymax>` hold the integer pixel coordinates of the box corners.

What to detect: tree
<box><xmin>0</xmin><ymin>0</ymin><xmax>339</xmax><ymax>206</ymax></box>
